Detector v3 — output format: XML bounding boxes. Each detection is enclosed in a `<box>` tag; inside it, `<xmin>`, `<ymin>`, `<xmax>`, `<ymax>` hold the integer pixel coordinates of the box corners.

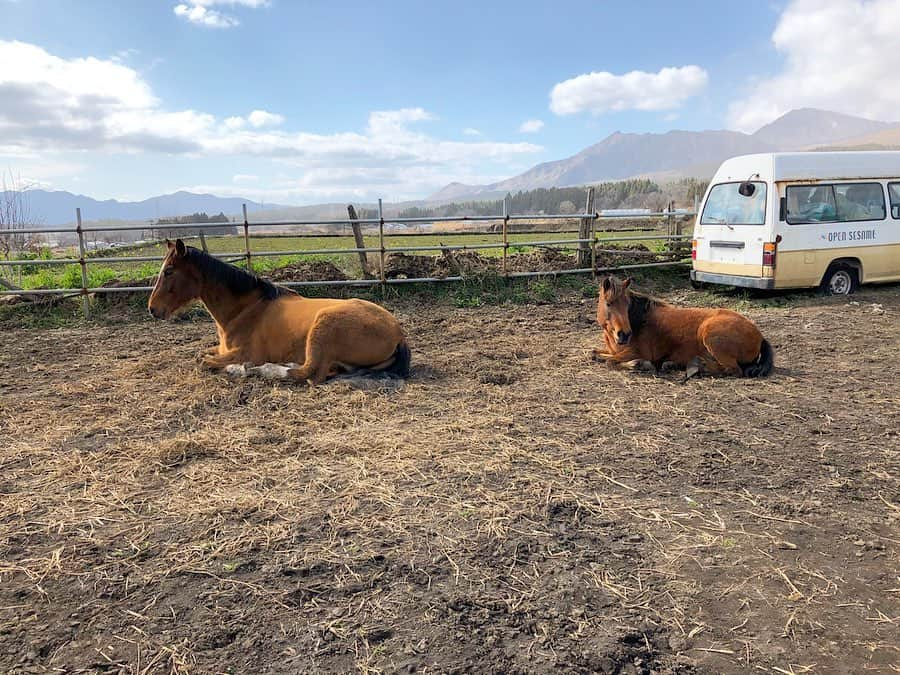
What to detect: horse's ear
<box><xmin>175</xmin><ymin>239</ymin><xmax>187</xmax><ymax>257</ymax></box>
<box><xmin>165</xmin><ymin>238</ymin><xmax>174</xmax><ymax>250</ymax></box>
<box><xmin>601</xmin><ymin>277</ymin><xmax>612</xmax><ymax>294</ymax></box>
<box><xmin>622</xmin><ymin>277</ymin><xmax>632</xmax><ymax>290</ymax></box>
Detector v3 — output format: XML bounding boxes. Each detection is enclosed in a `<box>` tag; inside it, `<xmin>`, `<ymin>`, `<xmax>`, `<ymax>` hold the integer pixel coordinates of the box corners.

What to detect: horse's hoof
<box><xmin>591</xmin><ymin>349</ymin><xmax>613</xmax><ymax>363</ymax></box>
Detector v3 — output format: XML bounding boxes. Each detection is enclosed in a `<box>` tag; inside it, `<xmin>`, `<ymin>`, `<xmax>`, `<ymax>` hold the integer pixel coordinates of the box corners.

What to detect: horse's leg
<box><xmin>287</xmin><ymin>322</ymin><xmax>334</xmax><ymax>385</ymax></box>
<box><xmin>622</xmin><ymin>359</ymin><xmax>657</xmax><ymax>373</ymax></box>
<box><xmin>201</xmin><ymin>348</ymin><xmax>245</xmax><ymax>370</ymax></box>
<box><xmin>591</xmin><ymin>348</ymin><xmax>618</xmax><ymax>362</ymax></box>
<box><xmin>592</xmin><ymin>347</ymin><xmax>655</xmax><ymax>373</ymax></box>
<box><xmin>701</xmin><ymin>336</ymin><xmax>743</xmax><ymax>377</ymax></box>
<box><xmin>245</xmin><ymin>362</ymin><xmax>299</xmax><ymax>380</ymax></box>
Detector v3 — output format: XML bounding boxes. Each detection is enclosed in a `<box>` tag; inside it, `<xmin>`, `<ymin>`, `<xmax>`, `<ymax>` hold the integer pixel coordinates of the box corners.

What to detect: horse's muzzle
<box><xmin>148</xmin><ymin>305</ymin><xmax>165</xmax><ymax>319</ymax></box>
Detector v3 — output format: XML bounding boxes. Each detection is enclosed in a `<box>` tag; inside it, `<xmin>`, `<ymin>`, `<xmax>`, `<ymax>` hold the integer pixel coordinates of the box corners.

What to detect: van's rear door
<box><xmin>693</xmin><ymin>181</ymin><xmax>768</xmax><ymax>276</ymax></box>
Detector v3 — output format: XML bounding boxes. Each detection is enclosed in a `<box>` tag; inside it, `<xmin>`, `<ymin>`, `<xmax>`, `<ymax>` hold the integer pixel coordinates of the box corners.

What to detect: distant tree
<box><xmin>384</xmin><ymin>180</ymin><xmax>668</xmax><ymax>221</ymax></box>
<box><xmin>398</xmin><ymin>206</ymin><xmax>432</xmax><ymax>219</ymax></box>
<box><xmin>0</xmin><ymin>170</ymin><xmax>39</xmax><ymax>260</ymax></box>
<box><xmin>154</xmin><ymin>211</ymin><xmax>237</xmax><ymax>238</ymax></box>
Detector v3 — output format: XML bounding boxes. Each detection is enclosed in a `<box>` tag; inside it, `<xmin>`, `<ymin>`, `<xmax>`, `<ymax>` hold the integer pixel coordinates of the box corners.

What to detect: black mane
<box><xmin>184</xmin><ymin>247</ymin><xmax>294</xmax><ymax>300</ymax></box>
<box><xmin>627</xmin><ymin>291</ymin><xmax>662</xmax><ymax>336</ymax></box>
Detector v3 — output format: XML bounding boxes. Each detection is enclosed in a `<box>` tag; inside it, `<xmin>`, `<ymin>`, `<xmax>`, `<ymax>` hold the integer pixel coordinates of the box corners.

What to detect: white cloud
<box><xmin>178</xmin><ymin>163</ymin><xmax>532</xmax><ymax>203</ymax></box>
<box><xmin>174</xmin><ymin>4</ymin><xmax>239</xmax><ymax>28</ymax></box>
<box><xmin>462</xmin><ymin>127</ymin><xmax>482</xmax><ymax>137</ymax></box>
<box><xmin>222</xmin><ymin>110</ymin><xmax>284</xmax><ymax>130</ymax></box>
<box><xmin>112</xmin><ymin>48</ymin><xmax>139</xmax><ymax>63</ymax></box>
<box><xmin>223</xmin><ymin>116</ymin><xmax>246</xmax><ymax>131</ymax></box>
<box><xmin>728</xmin><ymin>0</ymin><xmax>900</xmax><ymax>132</ymax></box>
<box><xmin>0</xmin><ymin>157</ymin><xmax>87</xmax><ymax>190</ymax></box>
<box><xmin>191</xmin><ymin>0</ymin><xmax>269</xmax><ymax>5</ymax></box>
<box><xmin>247</xmin><ymin>109</ymin><xmax>284</xmax><ymax>128</ymax></box>
<box><xmin>174</xmin><ymin>0</ymin><xmax>269</xmax><ymax>28</ymax></box>
<box><xmin>519</xmin><ymin>119</ymin><xmax>544</xmax><ymax>133</ymax></box>
<box><xmin>232</xmin><ymin>174</ymin><xmax>259</xmax><ymax>183</ymax></box>
<box><xmin>550</xmin><ymin>65</ymin><xmax>708</xmax><ymax>116</ymax></box>
<box><xmin>0</xmin><ymin>40</ymin><xmax>542</xmax><ymax>202</ymax></box>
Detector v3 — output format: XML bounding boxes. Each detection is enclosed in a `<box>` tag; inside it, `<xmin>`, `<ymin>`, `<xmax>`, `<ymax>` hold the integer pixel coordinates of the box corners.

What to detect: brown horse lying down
<box><xmin>593</xmin><ymin>276</ymin><xmax>773</xmax><ymax>381</ymax></box>
<box><xmin>148</xmin><ymin>239</ymin><xmax>409</xmax><ymax>384</ymax></box>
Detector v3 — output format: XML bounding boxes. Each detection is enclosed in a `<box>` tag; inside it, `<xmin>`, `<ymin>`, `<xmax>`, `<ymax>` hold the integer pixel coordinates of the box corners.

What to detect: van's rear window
<box><xmin>785</xmin><ymin>183</ymin><xmax>886</xmax><ymax>224</ymax></box>
<box><xmin>701</xmin><ymin>182</ymin><xmax>767</xmax><ymax>226</ymax></box>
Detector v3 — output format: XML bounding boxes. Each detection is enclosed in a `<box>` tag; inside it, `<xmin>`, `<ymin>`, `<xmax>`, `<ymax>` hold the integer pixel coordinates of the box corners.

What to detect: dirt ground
<box><xmin>0</xmin><ymin>282</ymin><xmax>898</xmax><ymax>674</ymax></box>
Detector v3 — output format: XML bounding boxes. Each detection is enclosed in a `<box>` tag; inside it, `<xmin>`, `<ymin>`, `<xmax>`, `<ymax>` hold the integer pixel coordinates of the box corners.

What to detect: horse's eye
<box><xmin>163</xmin><ymin>267</ymin><xmax>174</xmax><ymax>277</ymax></box>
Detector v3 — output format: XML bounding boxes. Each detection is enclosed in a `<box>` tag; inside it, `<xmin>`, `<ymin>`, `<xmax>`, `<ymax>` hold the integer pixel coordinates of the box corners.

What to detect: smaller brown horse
<box><xmin>593</xmin><ymin>276</ymin><xmax>773</xmax><ymax>381</ymax></box>
<box><xmin>148</xmin><ymin>239</ymin><xmax>410</xmax><ymax>384</ymax></box>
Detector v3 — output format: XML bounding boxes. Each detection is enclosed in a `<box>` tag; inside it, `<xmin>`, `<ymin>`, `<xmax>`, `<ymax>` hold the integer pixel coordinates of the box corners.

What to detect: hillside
<box><xmin>430</xmin><ymin>108</ymin><xmax>895</xmax><ymax>201</ymax></box>
<box><xmin>755</xmin><ymin>108</ymin><xmax>893</xmax><ymax>149</ymax></box>
<box><xmin>816</xmin><ymin>123</ymin><xmax>900</xmax><ymax>151</ymax></box>
<box><xmin>3</xmin><ymin>190</ymin><xmax>282</xmax><ymax>227</ymax></box>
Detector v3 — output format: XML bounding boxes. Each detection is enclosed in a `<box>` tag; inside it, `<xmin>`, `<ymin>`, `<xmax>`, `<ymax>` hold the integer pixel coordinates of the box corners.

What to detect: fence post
<box><xmin>75</xmin><ymin>208</ymin><xmax>90</xmax><ymax>320</ymax></box>
<box><xmin>378</xmin><ymin>198</ymin><xmax>386</xmax><ymax>294</ymax></box>
<box><xmin>242</xmin><ymin>204</ymin><xmax>252</xmax><ymax>271</ymax></box>
<box><xmin>578</xmin><ymin>187</ymin><xmax>594</xmax><ymax>268</ymax></box>
<box><xmin>590</xmin><ymin>207</ymin><xmax>598</xmax><ymax>279</ymax></box>
<box><xmin>501</xmin><ymin>196</ymin><xmax>509</xmax><ymax>279</ymax></box>
<box><xmin>666</xmin><ymin>200</ymin><xmax>675</xmax><ymax>250</ymax></box>
<box><xmin>347</xmin><ymin>204</ymin><xmax>373</xmax><ymax>279</ymax></box>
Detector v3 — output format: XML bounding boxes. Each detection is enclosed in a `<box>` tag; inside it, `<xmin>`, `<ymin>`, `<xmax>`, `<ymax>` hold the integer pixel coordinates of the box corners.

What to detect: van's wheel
<box><xmin>690</xmin><ymin>279</ymin><xmax>704</xmax><ymax>290</ymax></box>
<box><xmin>820</xmin><ymin>264</ymin><xmax>858</xmax><ymax>296</ymax></box>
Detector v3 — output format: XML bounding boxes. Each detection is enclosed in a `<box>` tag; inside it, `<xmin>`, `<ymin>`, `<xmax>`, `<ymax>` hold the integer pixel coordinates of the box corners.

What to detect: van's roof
<box><xmin>712</xmin><ymin>151</ymin><xmax>900</xmax><ymax>182</ymax></box>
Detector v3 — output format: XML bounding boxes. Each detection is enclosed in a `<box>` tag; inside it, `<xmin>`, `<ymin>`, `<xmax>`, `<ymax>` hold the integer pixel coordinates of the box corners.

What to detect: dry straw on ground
<box><xmin>0</xmin><ymin>284</ymin><xmax>898</xmax><ymax>673</ymax></box>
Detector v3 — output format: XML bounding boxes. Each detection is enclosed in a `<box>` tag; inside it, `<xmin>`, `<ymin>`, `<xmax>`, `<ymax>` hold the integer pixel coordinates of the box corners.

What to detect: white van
<box><xmin>691</xmin><ymin>152</ymin><xmax>900</xmax><ymax>294</ymax></box>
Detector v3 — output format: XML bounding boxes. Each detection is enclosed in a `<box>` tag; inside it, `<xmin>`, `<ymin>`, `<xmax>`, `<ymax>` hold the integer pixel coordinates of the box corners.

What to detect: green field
<box><xmin>5</xmin><ymin>230</ymin><xmax>677</xmax><ymax>290</ymax></box>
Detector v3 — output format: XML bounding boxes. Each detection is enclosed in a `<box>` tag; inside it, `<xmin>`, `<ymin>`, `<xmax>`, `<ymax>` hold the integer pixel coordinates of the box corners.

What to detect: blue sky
<box><xmin>2</xmin><ymin>0</ymin><xmax>898</xmax><ymax>204</ymax></box>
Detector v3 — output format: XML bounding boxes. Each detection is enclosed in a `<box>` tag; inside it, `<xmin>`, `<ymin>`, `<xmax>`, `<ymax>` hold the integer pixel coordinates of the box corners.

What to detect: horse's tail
<box><xmin>384</xmin><ymin>340</ymin><xmax>411</xmax><ymax>379</ymax></box>
<box><xmin>332</xmin><ymin>340</ymin><xmax>411</xmax><ymax>381</ymax></box>
<box><xmin>741</xmin><ymin>338</ymin><xmax>774</xmax><ymax>378</ymax></box>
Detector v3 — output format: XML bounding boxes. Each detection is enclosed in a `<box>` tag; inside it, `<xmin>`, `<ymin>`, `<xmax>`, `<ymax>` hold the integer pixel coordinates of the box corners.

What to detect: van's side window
<box><xmin>700</xmin><ymin>182</ymin><xmax>767</xmax><ymax>226</ymax></box>
<box><xmin>786</xmin><ymin>183</ymin><xmax>885</xmax><ymax>224</ymax></box>
<box><xmin>889</xmin><ymin>183</ymin><xmax>900</xmax><ymax>219</ymax></box>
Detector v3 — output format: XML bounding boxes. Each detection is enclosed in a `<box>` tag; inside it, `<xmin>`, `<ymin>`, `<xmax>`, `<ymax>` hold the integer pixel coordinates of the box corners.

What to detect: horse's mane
<box><xmin>184</xmin><ymin>247</ymin><xmax>294</xmax><ymax>300</ymax></box>
<box><xmin>627</xmin><ymin>290</ymin><xmax>665</xmax><ymax>336</ymax></box>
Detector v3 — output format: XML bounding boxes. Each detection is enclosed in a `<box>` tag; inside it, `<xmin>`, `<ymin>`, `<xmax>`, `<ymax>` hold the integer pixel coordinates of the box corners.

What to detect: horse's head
<box><xmin>597</xmin><ymin>276</ymin><xmax>634</xmax><ymax>345</ymax></box>
<box><xmin>148</xmin><ymin>239</ymin><xmax>202</xmax><ymax>319</ymax></box>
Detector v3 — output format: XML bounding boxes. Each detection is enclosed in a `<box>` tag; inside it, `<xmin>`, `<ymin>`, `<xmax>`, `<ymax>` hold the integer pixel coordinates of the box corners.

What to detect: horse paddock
<box><xmin>1</xmin><ymin>283</ymin><xmax>898</xmax><ymax>674</ymax></box>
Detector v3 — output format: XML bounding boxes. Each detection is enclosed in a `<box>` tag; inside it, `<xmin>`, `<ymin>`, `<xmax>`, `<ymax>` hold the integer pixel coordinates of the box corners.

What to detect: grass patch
<box><xmin>4</xmin><ymin>230</ymin><xmax>673</xmax><ymax>291</ymax></box>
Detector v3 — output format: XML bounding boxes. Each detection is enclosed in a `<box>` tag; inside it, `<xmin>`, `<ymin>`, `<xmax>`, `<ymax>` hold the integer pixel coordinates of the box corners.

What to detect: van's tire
<box><xmin>690</xmin><ymin>279</ymin><xmax>704</xmax><ymax>290</ymax></box>
<box><xmin>819</xmin><ymin>263</ymin><xmax>859</xmax><ymax>296</ymax></box>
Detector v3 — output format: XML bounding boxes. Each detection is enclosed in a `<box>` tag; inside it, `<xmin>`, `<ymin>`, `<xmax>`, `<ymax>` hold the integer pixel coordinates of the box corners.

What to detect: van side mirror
<box><xmin>738</xmin><ymin>182</ymin><xmax>756</xmax><ymax>197</ymax></box>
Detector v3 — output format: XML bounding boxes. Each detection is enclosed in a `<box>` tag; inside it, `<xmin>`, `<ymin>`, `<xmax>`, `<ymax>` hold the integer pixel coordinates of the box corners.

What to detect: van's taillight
<box><xmin>691</xmin><ymin>240</ymin><xmax>697</xmax><ymax>259</ymax></box>
<box><xmin>762</xmin><ymin>242</ymin><xmax>776</xmax><ymax>267</ymax></box>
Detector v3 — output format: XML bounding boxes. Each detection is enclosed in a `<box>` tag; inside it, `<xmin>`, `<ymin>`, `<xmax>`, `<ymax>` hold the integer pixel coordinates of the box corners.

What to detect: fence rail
<box><xmin>1</xmin><ymin>195</ymin><xmax>694</xmax><ymax>318</ymax></box>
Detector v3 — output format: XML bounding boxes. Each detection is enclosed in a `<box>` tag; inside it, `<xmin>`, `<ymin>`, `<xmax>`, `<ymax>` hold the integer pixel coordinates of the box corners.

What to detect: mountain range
<box><xmin>429</xmin><ymin>108</ymin><xmax>898</xmax><ymax>201</ymax></box>
<box><xmin>1</xmin><ymin>190</ymin><xmax>282</xmax><ymax>228</ymax></box>
<box><xmin>7</xmin><ymin>108</ymin><xmax>899</xmax><ymax>226</ymax></box>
